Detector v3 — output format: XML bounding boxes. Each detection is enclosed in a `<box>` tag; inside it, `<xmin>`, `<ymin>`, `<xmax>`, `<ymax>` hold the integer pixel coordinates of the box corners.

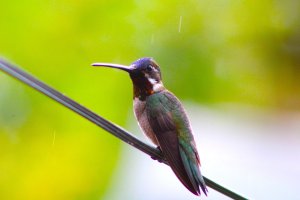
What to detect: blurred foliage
<box><xmin>0</xmin><ymin>0</ymin><xmax>299</xmax><ymax>200</ymax></box>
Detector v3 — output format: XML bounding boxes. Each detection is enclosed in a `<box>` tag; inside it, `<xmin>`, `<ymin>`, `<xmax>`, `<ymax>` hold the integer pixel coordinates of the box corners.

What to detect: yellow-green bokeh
<box><xmin>0</xmin><ymin>0</ymin><xmax>299</xmax><ymax>199</ymax></box>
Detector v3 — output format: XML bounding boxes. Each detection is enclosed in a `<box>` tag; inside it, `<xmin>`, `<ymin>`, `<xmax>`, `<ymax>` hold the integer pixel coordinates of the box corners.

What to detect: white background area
<box><xmin>103</xmin><ymin>103</ymin><xmax>300</xmax><ymax>200</ymax></box>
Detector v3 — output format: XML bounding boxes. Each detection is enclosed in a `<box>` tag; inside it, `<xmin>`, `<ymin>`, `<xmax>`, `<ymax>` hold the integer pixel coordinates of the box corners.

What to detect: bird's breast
<box><xmin>133</xmin><ymin>97</ymin><xmax>159</xmax><ymax>146</ymax></box>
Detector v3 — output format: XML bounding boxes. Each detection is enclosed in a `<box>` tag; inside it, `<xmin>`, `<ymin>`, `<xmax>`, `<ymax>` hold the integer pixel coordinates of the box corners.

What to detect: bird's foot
<box><xmin>151</xmin><ymin>146</ymin><xmax>164</xmax><ymax>163</ymax></box>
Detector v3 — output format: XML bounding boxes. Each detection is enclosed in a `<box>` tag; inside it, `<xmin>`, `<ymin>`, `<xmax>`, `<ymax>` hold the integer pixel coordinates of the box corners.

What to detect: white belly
<box><xmin>133</xmin><ymin>98</ymin><xmax>159</xmax><ymax>146</ymax></box>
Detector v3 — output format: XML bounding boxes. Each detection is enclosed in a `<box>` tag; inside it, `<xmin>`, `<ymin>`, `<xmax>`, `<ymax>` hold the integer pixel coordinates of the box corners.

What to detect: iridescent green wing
<box><xmin>146</xmin><ymin>91</ymin><xmax>207</xmax><ymax>195</ymax></box>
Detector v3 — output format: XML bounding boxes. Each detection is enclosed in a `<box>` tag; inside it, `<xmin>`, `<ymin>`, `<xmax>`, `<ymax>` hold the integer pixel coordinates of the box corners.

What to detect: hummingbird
<box><xmin>92</xmin><ymin>57</ymin><xmax>207</xmax><ymax>196</ymax></box>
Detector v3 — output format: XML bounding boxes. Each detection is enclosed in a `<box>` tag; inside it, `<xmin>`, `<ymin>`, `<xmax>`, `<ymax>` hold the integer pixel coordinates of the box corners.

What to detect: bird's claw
<box><xmin>151</xmin><ymin>146</ymin><xmax>164</xmax><ymax>163</ymax></box>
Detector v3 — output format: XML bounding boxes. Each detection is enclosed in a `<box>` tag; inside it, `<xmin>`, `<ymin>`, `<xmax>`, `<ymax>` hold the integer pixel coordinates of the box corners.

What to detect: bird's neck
<box><xmin>131</xmin><ymin>77</ymin><xmax>164</xmax><ymax>101</ymax></box>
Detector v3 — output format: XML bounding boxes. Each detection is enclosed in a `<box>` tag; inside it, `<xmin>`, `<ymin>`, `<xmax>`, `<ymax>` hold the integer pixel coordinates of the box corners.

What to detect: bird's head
<box><xmin>92</xmin><ymin>57</ymin><xmax>164</xmax><ymax>100</ymax></box>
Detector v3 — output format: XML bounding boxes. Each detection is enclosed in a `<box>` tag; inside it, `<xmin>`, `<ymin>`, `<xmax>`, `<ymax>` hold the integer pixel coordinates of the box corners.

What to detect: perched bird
<box><xmin>92</xmin><ymin>57</ymin><xmax>207</xmax><ymax>196</ymax></box>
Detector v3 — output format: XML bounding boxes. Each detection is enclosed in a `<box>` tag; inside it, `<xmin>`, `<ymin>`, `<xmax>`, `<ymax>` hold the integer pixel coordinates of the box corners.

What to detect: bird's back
<box><xmin>136</xmin><ymin>90</ymin><xmax>207</xmax><ymax>195</ymax></box>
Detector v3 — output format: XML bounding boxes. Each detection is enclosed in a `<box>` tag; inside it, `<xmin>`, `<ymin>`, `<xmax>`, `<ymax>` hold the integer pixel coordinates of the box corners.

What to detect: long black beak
<box><xmin>91</xmin><ymin>62</ymin><xmax>133</xmax><ymax>72</ymax></box>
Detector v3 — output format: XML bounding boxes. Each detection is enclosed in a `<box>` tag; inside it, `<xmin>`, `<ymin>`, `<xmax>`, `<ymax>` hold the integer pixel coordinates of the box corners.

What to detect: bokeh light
<box><xmin>0</xmin><ymin>0</ymin><xmax>299</xmax><ymax>199</ymax></box>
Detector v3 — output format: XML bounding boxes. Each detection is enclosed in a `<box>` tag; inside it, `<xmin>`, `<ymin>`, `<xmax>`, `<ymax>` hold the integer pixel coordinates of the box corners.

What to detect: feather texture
<box><xmin>144</xmin><ymin>90</ymin><xmax>207</xmax><ymax>195</ymax></box>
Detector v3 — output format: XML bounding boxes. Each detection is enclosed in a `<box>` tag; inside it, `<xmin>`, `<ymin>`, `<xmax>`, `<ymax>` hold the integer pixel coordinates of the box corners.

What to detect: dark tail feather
<box><xmin>156</xmin><ymin>131</ymin><xmax>207</xmax><ymax>196</ymax></box>
<box><xmin>179</xmin><ymin>146</ymin><xmax>208</xmax><ymax>196</ymax></box>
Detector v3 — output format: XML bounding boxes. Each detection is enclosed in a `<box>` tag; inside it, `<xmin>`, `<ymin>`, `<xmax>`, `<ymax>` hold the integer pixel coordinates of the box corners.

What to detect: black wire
<box><xmin>0</xmin><ymin>59</ymin><xmax>248</xmax><ymax>200</ymax></box>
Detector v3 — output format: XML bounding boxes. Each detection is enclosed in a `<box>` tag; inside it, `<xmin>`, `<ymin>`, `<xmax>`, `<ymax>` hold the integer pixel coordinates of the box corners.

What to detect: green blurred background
<box><xmin>0</xmin><ymin>0</ymin><xmax>299</xmax><ymax>199</ymax></box>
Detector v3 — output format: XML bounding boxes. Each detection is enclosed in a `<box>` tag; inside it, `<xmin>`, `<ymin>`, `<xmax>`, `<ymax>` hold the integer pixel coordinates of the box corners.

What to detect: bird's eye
<box><xmin>146</xmin><ymin>65</ymin><xmax>153</xmax><ymax>72</ymax></box>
